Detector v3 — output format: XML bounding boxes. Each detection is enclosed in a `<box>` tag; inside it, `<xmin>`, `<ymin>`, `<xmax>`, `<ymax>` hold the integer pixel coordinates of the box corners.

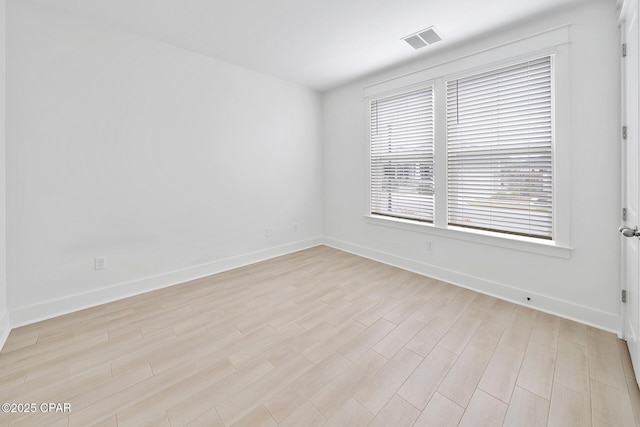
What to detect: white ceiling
<box><xmin>32</xmin><ymin>0</ymin><xmax>592</xmax><ymax>91</ymax></box>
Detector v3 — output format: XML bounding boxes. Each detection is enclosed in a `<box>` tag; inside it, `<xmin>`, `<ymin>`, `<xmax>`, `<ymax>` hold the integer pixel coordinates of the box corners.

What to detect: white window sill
<box><xmin>364</xmin><ymin>215</ymin><xmax>572</xmax><ymax>259</ymax></box>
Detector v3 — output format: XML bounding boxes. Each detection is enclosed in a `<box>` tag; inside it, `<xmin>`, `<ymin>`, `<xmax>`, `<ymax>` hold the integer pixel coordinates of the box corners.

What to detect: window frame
<box><xmin>368</xmin><ymin>81</ymin><xmax>436</xmax><ymax>224</ymax></box>
<box><xmin>364</xmin><ymin>26</ymin><xmax>571</xmax><ymax>259</ymax></box>
<box><xmin>445</xmin><ymin>55</ymin><xmax>554</xmax><ymax>240</ymax></box>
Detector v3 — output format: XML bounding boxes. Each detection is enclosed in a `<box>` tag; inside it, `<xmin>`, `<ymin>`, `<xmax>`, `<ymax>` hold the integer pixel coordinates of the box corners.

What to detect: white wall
<box><xmin>323</xmin><ymin>0</ymin><xmax>622</xmax><ymax>332</ymax></box>
<box><xmin>0</xmin><ymin>0</ymin><xmax>8</xmax><ymax>347</ymax></box>
<box><xmin>6</xmin><ymin>0</ymin><xmax>323</xmax><ymax>325</ymax></box>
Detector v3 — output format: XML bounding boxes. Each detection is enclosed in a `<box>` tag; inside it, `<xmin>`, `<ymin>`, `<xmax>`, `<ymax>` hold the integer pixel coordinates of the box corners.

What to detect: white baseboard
<box><xmin>9</xmin><ymin>237</ymin><xmax>324</xmax><ymax>328</ymax></box>
<box><xmin>323</xmin><ymin>237</ymin><xmax>621</xmax><ymax>335</ymax></box>
<box><xmin>0</xmin><ymin>310</ymin><xmax>10</xmax><ymax>351</ymax></box>
<box><xmin>6</xmin><ymin>235</ymin><xmax>621</xmax><ymax>338</ymax></box>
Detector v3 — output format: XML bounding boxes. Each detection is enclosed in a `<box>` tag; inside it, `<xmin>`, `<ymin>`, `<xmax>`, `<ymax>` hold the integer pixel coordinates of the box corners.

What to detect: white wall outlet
<box><xmin>426</xmin><ymin>240</ymin><xmax>433</xmax><ymax>251</ymax></box>
<box><xmin>266</xmin><ymin>228</ymin><xmax>273</xmax><ymax>237</ymax></box>
<box><xmin>293</xmin><ymin>223</ymin><xmax>298</xmax><ymax>232</ymax></box>
<box><xmin>94</xmin><ymin>256</ymin><xmax>107</xmax><ymax>270</ymax></box>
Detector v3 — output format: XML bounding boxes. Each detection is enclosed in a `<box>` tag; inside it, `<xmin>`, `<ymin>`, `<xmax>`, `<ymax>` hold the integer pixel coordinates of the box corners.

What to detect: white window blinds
<box><xmin>370</xmin><ymin>87</ymin><xmax>434</xmax><ymax>222</ymax></box>
<box><xmin>446</xmin><ymin>56</ymin><xmax>553</xmax><ymax>239</ymax></box>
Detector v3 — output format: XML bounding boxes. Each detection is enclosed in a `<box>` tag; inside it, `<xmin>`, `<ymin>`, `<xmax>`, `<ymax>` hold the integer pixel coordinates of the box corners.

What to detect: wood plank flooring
<box><xmin>1</xmin><ymin>245</ymin><xmax>639</xmax><ymax>426</ymax></box>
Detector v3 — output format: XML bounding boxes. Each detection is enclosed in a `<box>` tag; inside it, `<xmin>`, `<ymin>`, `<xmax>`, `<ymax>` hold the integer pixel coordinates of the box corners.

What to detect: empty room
<box><xmin>0</xmin><ymin>0</ymin><xmax>639</xmax><ymax>426</ymax></box>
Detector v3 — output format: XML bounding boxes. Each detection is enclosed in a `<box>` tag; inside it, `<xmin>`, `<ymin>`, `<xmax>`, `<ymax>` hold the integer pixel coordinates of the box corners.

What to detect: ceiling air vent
<box><xmin>403</xmin><ymin>27</ymin><xmax>442</xmax><ymax>50</ymax></box>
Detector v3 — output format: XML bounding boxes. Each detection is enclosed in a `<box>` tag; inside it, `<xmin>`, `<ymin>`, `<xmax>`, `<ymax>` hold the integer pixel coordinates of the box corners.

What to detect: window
<box><xmin>370</xmin><ymin>86</ymin><xmax>434</xmax><ymax>222</ymax></box>
<box><xmin>447</xmin><ymin>57</ymin><xmax>553</xmax><ymax>239</ymax></box>
<box><xmin>368</xmin><ymin>56</ymin><xmax>555</xmax><ymax>241</ymax></box>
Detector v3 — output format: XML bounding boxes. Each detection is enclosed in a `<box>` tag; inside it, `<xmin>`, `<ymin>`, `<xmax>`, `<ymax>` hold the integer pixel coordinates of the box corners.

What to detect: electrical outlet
<box><xmin>426</xmin><ymin>240</ymin><xmax>433</xmax><ymax>251</ymax></box>
<box><xmin>95</xmin><ymin>256</ymin><xmax>106</xmax><ymax>270</ymax></box>
<box><xmin>293</xmin><ymin>223</ymin><xmax>298</xmax><ymax>232</ymax></box>
<box><xmin>266</xmin><ymin>228</ymin><xmax>273</xmax><ymax>238</ymax></box>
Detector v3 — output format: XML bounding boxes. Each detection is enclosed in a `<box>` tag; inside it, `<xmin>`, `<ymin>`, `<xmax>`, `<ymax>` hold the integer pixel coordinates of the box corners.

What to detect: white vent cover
<box><xmin>403</xmin><ymin>27</ymin><xmax>442</xmax><ymax>49</ymax></box>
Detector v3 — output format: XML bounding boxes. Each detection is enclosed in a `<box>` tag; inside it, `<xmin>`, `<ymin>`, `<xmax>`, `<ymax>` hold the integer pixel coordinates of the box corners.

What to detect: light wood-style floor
<box><xmin>1</xmin><ymin>245</ymin><xmax>639</xmax><ymax>427</ymax></box>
